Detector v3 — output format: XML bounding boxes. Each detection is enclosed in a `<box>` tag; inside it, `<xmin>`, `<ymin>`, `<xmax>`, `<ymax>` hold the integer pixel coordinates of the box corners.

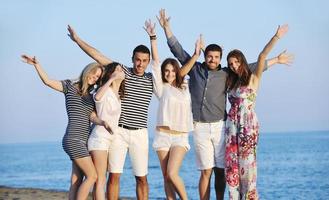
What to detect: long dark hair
<box><xmin>226</xmin><ymin>49</ymin><xmax>251</xmax><ymax>91</ymax></box>
<box><xmin>161</xmin><ymin>58</ymin><xmax>185</xmax><ymax>89</ymax></box>
<box><xmin>101</xmin><ymin>62</ymin><xmax>125</xmax><ymax>99</ymax></box>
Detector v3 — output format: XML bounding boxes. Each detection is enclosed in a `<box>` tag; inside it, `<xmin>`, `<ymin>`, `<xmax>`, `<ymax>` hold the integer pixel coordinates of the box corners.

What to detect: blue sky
<box><xmin>1</xmin><ymin>0</ymin><xmax>328</xmax><ymax>143</ymax></box>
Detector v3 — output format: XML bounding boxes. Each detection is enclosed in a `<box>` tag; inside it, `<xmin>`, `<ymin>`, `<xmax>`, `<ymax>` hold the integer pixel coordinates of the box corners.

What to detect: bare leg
<box><xmin>107</xmin><ymin>173</ymin><xmax>121</xmax><ymax>200</ymax></box>
<box><xmin>69</xmin><ymin>162</ymin><xmax>83</xmax><ymax>200</ymax></box>
<box><xmin>90</xmin><ymin>150</ymin><xmax>108</xmax><ymax>200</ymax></box>
<box><xmin>199</xmin><ymin>168</ymin><xmax>213</xmax><ymax>200</ymax></box>
<box><xmin>167</xmin><ymin>146</ymin><xmax>188</xmax><ymax>200</ymax></box>
<box><xmin>157</xmin><ymin>150</ymin><xmax>176</xmax><ymax>200</ymax></box>
<box><xmin>74</xmin><ymin>156</ymin><xmax>98</xmax><ymax>200</ymax></box>
<box><xmin>135</xmin><ymin>176</ymin><xmax>149</xmax><ymax>200</ymax></box>
<box><xmin>214</xmin><ymin>167</ymin><xmax>226</xmax><ymax>200</ymax></box>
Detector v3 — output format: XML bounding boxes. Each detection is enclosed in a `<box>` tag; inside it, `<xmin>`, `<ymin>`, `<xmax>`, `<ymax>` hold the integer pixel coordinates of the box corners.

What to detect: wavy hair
<box><xmin>77</xmin><ymin>62</ymin><xmax>103</xmax><ymax>96</ymax></box>
<box><xmin>161</xmin><ymin>58</ymin><xmax>185</xmax><ymax>89</ymax></box>
<box><xmin>226</xmin><ymin>49</ymin><xmax>251</xmax><ymax>91</ymax></box>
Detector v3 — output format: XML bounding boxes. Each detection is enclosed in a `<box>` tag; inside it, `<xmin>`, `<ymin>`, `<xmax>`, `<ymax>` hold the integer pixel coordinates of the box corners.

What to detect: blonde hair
<box><xmin>77</xmin><ymin>62</ymin><xmax>103</xmax><ymax>96</ymax></box>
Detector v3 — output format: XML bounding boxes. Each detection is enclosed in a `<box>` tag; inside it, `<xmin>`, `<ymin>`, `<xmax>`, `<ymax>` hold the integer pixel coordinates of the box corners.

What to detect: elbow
<box><xmin>94</xmin><ymin>95</ymin><xmax>101</xmax><ymax>101</ymax></box>
<box><xmin>258</xmin><ymin>53</ymin><xmax>266</xmax><ymax>63</ymax></box>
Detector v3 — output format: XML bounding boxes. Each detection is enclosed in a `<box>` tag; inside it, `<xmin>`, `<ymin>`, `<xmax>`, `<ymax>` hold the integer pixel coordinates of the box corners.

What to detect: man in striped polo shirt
<box><xmin>68</xmin><ymin>25</ymin><xmax>152</xmax><ymax>200</ymax></box>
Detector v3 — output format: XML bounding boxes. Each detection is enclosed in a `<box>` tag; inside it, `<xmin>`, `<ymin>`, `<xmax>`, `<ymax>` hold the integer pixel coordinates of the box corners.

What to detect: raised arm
<box><xmin>21</xmin><ymin>55</ymin><xmax>63</xmax><ymax>92</ymax></box>
<box><xmin>94</xmin><ymin>70</ymin><xmax>125</xmax><ymax>101</ymax></box>
<box><xmin>67</xmin><ymin>25</ymin><xmax>112</xmax><ymax>66</ymax></box>
<box><xmin>266</xmin><ymin>50</ymin><xmax>294</xmax><ymax>67</ymax></box>
<box><xmin>157</xmin><ymin>9</ymin><xmax>191</xmax><ymax>65</ymax></box>
<box><xmin>143</xmin><ymin>19</ymin><xmax>163</xmax><ymax>98</ymax></box>
<box><xmin>180</xmin><ymin>35</ymin><xmax>204</xmax><ymax>76</ymax></box>
<box><xmin>254</xmin><ymin>24</ymin><xmax>289</xmax><ymax>81</ymax></box>
<box><xmin>144</xmin><ymin>19</ymin><xmax>159</xmax><ymax>63</ymax></box>
<box><xmin>157</xmin><ymin>8</ymin><xmax>173</xmax><ymax>40</ymax></box>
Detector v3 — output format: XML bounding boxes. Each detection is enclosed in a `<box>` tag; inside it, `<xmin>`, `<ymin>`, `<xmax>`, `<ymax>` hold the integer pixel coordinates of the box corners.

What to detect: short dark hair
<box><xmin>132</xmin><ymin>44</ymin><xmax>150</xmax><ymax>58</ymax></box>
<box><xmin>204</xmin><ymin>44</ymin><xmax>223</xmax><ymax>59</ymax></box>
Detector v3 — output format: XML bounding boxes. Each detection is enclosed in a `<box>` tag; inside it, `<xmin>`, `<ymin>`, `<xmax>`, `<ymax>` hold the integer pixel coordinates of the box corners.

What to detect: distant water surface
<box><xmin>1</xmin><ymin>131</ymin><xmax>328</xmax><ymax>199</ymax></box>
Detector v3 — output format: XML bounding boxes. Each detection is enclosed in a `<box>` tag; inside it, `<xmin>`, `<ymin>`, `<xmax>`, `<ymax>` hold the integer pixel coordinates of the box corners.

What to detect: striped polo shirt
<box><xmin>119</xmin><ymin>65</ymin><xmax>153</xmax><ymax>129</ymax></box>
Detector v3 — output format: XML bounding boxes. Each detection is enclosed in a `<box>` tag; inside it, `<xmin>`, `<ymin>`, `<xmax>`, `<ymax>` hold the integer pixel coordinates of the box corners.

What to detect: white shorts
<box><xmin>88</xmin><ymin>135</ymin><xmax>114</xmax><ymax>151</ymax></box>
<box><xmin>152</xmin><ymin>130</ymin><xmax>190</xmax><ymax>151</ymax></box>
<box><xmin>193</xmin><ymin>120</ymin><xmax>226</xmax><ymax>170</ymax></box>
<box><xmin>108</xmin><ymin>127</ymin><xmax>148</xmax><ymax>176</ymax></box>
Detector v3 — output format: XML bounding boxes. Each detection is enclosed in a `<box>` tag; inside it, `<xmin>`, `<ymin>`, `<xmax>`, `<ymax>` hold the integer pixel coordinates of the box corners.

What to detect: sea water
<box><xmin>1</xmin><ymin>131</ymin><xmax>329</xmax><ymax>199</ymax></box>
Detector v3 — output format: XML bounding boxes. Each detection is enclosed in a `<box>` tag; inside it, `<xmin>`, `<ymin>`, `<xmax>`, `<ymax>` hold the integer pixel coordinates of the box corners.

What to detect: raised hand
<box><xmin>21</xmin><ymin>55</ymin><xmax>38</xmax><ymax>65</ymax></box>
<box><xmin>195</xmin><ymin>34</ymin><xmax>204</xmax><ymax>57</ymax></box>
<box><xmin>277</xmin><ymin>50</ymin><xmax>294</xmax><ymax>66</ymax></box>
<box><xmin>275</xmin><ymin>24</ymin><xmax>289</xmax><ymax>39</ymax></box>
<box><xmin>143</xmin><ymin>19</ymin><xmax>156</xmax><ymax>36</ymax></box>
<box><xmin>67</xmin><ymin>25</ymin><xmax>79</xmax><ymax>42</ymax></box>
<box><xmin>157</xmin><ymin>8</ymin><xmax>171</xmax><ymax>29</ymax></box>
<box><xmin>110</xmin><ymin>70</ymin><xmax>125</xmax><ymax>81</ymax></box>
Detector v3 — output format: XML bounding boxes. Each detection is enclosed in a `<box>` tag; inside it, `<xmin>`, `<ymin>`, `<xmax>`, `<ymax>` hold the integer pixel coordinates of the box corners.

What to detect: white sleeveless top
<box><xmin>152</xmin><ymin>60</ymin><xmax>193</xmax><ymax>132</ymax></box>
<box><xmin>90</xmin><ymin>88</ymin><xmax>121</xmax><ymax>139</ymax></box>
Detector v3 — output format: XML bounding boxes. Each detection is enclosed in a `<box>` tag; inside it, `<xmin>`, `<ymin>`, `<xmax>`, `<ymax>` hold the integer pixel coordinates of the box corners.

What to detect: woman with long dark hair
<box><xmin>225</xmin><ymin>25</ymin><xmax>291</xmax><ymax>200</ymax></box>
<box><xmin>87</xmin><ymin>62</ymin><xmax>125</xmax><ymax>200</ymax></box>
<box><xmin>144</xmin><ymin>20</ymin><xmax>203</xmax><ymax>200</ymax></box>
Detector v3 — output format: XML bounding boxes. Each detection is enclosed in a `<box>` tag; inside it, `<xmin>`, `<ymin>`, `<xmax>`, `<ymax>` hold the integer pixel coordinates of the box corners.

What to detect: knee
<box><xmin>166</xmin><ymin>170</ymin><xmax>178</xmax><ymax>183</ymax></box>
<box><xmin>96</xmin><ymin>174</ymin><xmax>107</xmax><ymax>186</ymax></box>
<box><xmin>135</xmin><ymin>176</ymin><xmax>148</xmax><ymax>186</ymax></box>
<box><xmin>109</xmin><ymin>173</ymin><xmax>121</xmax><ymax>184</ymax></box>
<box><xmin>71</xmin><ymin>174</ymin><xmax>83</xmax><ymax>186</ymax></box>
<box><xmin>201</xmin><ymin>169</ymin><xmax>213</xmax><ymax>179</ymax></box>
<box><xmin>87</xmin><ymin>171</ymin><xmax>98</xmax><ymax>183</ymax></box>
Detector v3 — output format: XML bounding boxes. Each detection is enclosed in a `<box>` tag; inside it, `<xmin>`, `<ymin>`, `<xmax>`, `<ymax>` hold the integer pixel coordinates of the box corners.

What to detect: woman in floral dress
<box><xmin>225</xmin><ymin>24</ymin><xmax>291</xmax><ymax>200</ymax></box>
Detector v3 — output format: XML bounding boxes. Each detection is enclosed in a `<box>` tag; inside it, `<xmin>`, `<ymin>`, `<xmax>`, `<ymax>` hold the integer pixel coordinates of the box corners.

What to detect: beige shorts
<box><xmin>108</xmin><ymin>127</ymin><xmax>148</xmax><ymax>176</ymax></box>
<box><xmin>152</xmin><ymin>130</ymin><xmax>190</xmax><ymax>151</ymax></box>
<box><xmin>193</xmin><ymin>120</ymin><xmax>226</xmax><ymax>170</ymax></box>
<box><xmin>88</xmin><ymin>135</ymin><xmax>113</xmax><ymax>151</ymax></box>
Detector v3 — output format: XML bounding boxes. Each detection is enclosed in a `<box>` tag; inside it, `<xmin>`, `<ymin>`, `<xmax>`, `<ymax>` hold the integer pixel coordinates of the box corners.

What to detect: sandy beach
<box><xmin>0</xmin><ymin>186</ymin><xmax>134</xmax><ymax>200</ymax></box>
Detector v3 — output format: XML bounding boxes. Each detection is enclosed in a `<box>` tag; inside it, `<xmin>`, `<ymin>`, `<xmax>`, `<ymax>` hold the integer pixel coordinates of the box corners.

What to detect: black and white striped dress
<box><xmin>119</xmin><ymin>66</ymin><xmax>153</xmax><ymax>128</ymax></box>
<box><xmin>61</xmin><ymin>80</ymin><xmax>95</xmax><ymax>160</ymax></box>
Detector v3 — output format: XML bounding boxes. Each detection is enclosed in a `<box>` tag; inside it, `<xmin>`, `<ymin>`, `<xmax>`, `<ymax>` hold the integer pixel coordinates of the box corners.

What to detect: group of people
<box><xmin>22</xmin><ymin>9</ymin><xmax>293</xmax><ymax>200</ymax></box>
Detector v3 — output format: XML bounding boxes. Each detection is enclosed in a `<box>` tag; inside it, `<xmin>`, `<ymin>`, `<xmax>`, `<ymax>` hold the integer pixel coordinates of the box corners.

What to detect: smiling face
<box><xmin>87</xmin><ymin>67</ymin><xmax>102</xmax><ymax>85</ymax></box>
<box><xmin>228</xmin><ymin>56</ymin><xmax>241</xmax><ymax>74</ymax></box>
<box><xmin>205</xmin><ymin>50</ymin><xmax>221</xmax><ymax>70</ymax></box>
<box><xmin>163</xmin><ymin>64</ymin><xmax>176</xmax><ymax>85</ymax></box>
<box><xmin>132</xmin><ymin>52</ymin><xmax>150</xmax><ymax>76</ymax></box>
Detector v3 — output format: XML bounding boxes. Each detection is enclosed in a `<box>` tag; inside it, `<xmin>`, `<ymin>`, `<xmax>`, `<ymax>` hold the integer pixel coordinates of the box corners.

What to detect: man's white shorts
<box><xmin>108</xmin><ymin>127</ymin><xmax>148</xmax><ymax>176</ymax></box>
<box><xmin>152</xmin><ymin>130</ymin><xmax>190</xmax><ymax>151</ymax></box>
<box><xmin>193</xmin><ymin>120</ymin><xmax>226</xmax><ymax>170</ymax></box>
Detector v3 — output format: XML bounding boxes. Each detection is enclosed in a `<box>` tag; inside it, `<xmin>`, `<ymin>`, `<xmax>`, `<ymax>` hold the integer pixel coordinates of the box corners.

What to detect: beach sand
<box><xmin>0</xmin><ymin>186</ymin><xmax>134</xmax><ymax>200</ymax></box>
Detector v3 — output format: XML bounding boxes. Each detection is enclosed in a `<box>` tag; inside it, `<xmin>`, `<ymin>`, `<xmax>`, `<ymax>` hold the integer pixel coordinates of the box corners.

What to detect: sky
<box><xmin>1</xmin><ymin>0</ymin><xmax>328</xmax><ymax>143</ymax></box>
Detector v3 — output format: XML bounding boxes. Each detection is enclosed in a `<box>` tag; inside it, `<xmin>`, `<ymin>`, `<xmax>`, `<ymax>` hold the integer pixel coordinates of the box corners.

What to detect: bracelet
<box><xmin>274</xmin><ymin>35</ymin><xmax>280</xmax><ymax>39</ymax></box>
<box><xmin>150</xmin><ymin>35</ymin><xmax>157</xmax><ymax>40</ymax></box>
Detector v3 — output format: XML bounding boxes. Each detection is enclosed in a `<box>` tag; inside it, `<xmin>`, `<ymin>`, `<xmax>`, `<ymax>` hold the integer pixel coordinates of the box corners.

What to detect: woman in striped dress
<box><xmin>21</xmin><ymin>55</ymin><xmax>112</xmax><ymax>200</ymax></box>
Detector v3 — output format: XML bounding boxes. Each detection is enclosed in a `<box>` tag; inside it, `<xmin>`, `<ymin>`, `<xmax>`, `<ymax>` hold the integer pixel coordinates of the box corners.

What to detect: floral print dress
<box><xmin>225</xmin><ymin>86</ymin><xmax>259</xmax><ymax>200</ymax></box>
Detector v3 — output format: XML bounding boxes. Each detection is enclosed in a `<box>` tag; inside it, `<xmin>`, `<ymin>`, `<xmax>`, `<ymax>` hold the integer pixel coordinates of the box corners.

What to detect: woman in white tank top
<box><xmin>144</xmin><ymin>19</ymin><xmax>203</xmax><ymax>200</ymax></box>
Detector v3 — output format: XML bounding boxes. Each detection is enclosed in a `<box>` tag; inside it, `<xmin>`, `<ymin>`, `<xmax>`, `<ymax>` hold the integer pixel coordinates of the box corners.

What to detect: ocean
<box><xmin>1</xmin><ymin>131</ymin><xmax>329</xmax><ymax>199</ymax></box>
